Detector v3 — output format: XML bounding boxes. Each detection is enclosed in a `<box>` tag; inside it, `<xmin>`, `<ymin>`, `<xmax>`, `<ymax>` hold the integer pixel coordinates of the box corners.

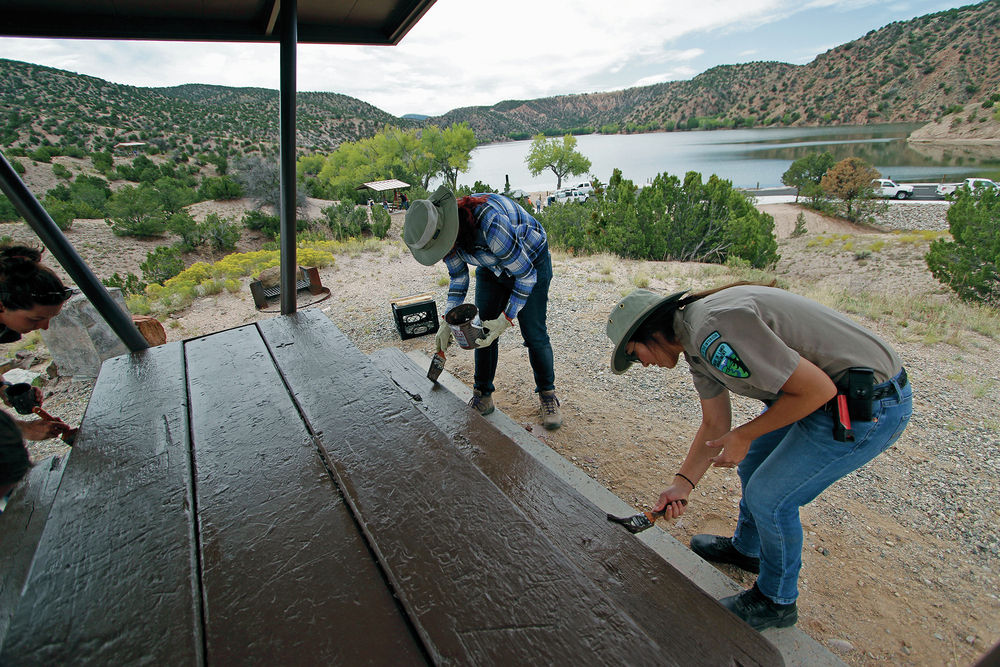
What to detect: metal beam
<box><xmin>0</xmin><ymin>152</ymin><xmax>149</xmax><ymax>352</ymax></box>
<box><xmin>278</xmin><ymin>0</ymin><xmax>298</xmax><ymax>314</ymax></box>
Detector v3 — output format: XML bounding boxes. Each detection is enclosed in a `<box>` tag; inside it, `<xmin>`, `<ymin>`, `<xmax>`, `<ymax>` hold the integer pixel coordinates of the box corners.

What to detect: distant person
<box><xmin>606</xmin><ymin>283</ymin><xmax>911</xmax><ymax>631</ymax></box>
<box><xmin>400</xmin><ymin>192</ymin><xmax>409</xmax><ymax>210</ymax></box>
<box><xmin>0</xmin><ymin>245</ymin><xmax>75</xmax><ymax>442</ymax></box>
<box><xmin>534</xmin><ymin>197</ymin><xmax>542</xmax><ymax>214</ymax></box>
<box><xmin>403</xmin><ymin>186</ymin><xmax>562</xmax><ymax>429</ymax></box>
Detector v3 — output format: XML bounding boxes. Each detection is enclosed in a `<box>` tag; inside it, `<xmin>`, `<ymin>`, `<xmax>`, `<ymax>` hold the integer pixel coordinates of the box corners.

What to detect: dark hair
<box><xmin>0</xmin><ymin>245</ymin><xmax>72</xmax><ymax>311</ymax></box>
<box><xmin>454</xmin><ymin>194</ymin><xmax>489</xmax><ymax>250</ymax></box>
<box><xmin>631</xmin><ymin>281</ymin><xmax>777</xmax><ymax>345</ymax></box>
<box><xmin>0</xmin><ymin>411</ymin><xmax>30</xmax><ymax>486</ymax></box>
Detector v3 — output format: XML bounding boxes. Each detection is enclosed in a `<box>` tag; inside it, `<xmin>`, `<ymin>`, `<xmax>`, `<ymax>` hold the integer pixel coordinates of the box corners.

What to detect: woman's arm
<box><xmin>706</xmin><ymin>356</ymin><xmax>836</xmax><ymax>468</ymax></box>
<box><xmin>654</xmin><ymin>391</ymin><xmax>732</xmax><ymax>515</ymax></box>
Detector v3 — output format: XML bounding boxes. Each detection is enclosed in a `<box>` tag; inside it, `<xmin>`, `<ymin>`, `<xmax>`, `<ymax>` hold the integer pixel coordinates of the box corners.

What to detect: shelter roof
<box><xmin>0</xmin><ymin>0</ymin><xmax>435</xmax><ymax>45</ymax></box>
<box><xmin>358</xmin><ymin>179</ymin><xmax>411</xmax><ymax>192</ymax></box>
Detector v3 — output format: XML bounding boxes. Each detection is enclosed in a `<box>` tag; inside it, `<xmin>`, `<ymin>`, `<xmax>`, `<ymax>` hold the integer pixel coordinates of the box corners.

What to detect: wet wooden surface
<box><xmin>0</xmin><ymin>455</ymin><xmax>65</xmax><ymax>641</ymax></box>
<box><xmin>2</xmin><ymin>310</ymin><xmax>783</xmax><ymax>665</ymax></box>
<box><xmin>370</xmin><ymin>347</ymin><xmax>784</xmax><ymax>667</ymax></box>
<box><xmin>1</xmin><ymin>344</ymin><xmax>203</xmax><ymax>664</ymax></box>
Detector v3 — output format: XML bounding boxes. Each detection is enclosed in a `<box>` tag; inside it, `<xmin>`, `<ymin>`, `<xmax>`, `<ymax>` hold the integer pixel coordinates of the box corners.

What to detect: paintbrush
<box><xmin>607</xmin><ymin>499</ymin><xmax>688</xmax><ymax>534</ymax></box>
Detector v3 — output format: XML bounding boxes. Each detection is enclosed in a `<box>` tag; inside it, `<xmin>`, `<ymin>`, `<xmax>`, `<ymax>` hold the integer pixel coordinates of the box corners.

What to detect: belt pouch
<box><xmin>845</xmin><ymin>367</ymin><xmax>875</xmax><ymax>422</ymax></box>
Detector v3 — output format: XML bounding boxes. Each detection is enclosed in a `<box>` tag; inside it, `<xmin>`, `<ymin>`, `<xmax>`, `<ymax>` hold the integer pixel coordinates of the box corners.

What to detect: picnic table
<box><xmin>0</xmin><ymin>309</ymin><xmax>783</xmax><ymax>665</ymax></box>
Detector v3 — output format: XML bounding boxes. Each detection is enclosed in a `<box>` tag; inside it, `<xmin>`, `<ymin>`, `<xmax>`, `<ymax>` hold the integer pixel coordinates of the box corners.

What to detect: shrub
<box><xmin>370</xmin><ymin>204</ymin><xmax>391</xmax><ymax>239</ymax></box>
<box><xmin>102</xmin><ymin>272</ymin><xmax>148</xmax><ymax>297</ymax></box>
<box><xmin>41</xmin><ymin>196</ymin><xmax>75</xmax><ymax>230</ymax></box>
<box><xmin>202</xmin><ymin>213</ymin><xmax>240</xmax><ymax>252</ymax></box>
<box><xmin>167</xmin><ymin>210</ymin><xmax>204</xmax><ymax>251</ymax></box>
<box><xmin>141</xmin><ymin>246</ymin><xmax>185</xmax><ymax>284</ymax></box>
<box><xmin>106</xmin><ymin>184</ymin><xmax>167</xmax><ymax>237</ymax></box>
<box><xmin>198</xmin><ymin>175</ymin><xmax>243</xmax><ymax>201</ymax></box>
<box><xmin>925</xmin><ymin>188</ymin><xmax>1000</xmax><ymax>306</ymax></box>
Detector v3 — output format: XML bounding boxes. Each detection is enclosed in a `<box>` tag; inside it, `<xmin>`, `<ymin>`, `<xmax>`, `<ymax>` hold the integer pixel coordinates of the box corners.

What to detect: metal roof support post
<box><xmin>0</xmin><ymin>151</ymin><xmax>149</xmax><ymax>352</ymax></box>
<box><xmin>279</xmin><ymin>0</ymin><xmax>298</xmax><ymax>315</ymax></box>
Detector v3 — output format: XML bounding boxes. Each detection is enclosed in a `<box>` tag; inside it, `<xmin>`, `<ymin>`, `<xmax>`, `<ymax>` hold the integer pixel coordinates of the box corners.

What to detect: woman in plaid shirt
<box><xmin>404</xmin><ymin>185</ymin><xmax>561</xmax><ymax>429</ymax></box>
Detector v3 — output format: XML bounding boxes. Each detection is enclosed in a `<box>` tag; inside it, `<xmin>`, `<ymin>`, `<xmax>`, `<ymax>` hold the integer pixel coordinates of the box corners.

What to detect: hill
<box><xmin>0</xmin><ymin>60</ymin><xmax>407</xmax><ymax>156</ymax></box>
<box><xmin>1</xmin><ymin>1</ymin><xmax>998</xmax><ymax>154</ymax></box>
<box><xmin>431</xmin><ymin>0</ymin><xmax>1000</xmax><ymax>141</ymax></box>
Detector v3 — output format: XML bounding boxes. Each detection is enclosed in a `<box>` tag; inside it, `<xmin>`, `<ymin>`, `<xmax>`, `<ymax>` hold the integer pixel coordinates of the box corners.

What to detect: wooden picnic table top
<box><xmin>0</xmin><ymin>309</ymin><xmax>783</xmax><ymax>665</ymax></box>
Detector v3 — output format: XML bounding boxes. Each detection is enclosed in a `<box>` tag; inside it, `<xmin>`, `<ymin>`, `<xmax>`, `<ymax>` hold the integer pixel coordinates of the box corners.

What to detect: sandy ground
<box><xmin>3</xmin><ymin>196</ymin><xmax>998</xmax><ymax>666</ymax></box>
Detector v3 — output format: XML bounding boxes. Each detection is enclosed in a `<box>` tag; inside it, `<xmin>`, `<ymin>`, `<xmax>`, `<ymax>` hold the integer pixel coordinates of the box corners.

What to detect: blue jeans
<box><xmin>473</xmin><ymin>250</ymin><xmax>554</xmax><ymax>395</ymax></box>
<box><xmin>731</xmin><ymin>371</ymin><xmax>912</xmax><ymax>604</ymax></box>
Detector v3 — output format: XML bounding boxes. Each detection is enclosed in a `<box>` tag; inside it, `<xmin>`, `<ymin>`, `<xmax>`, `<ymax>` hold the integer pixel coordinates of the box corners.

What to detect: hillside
<box><xmin>432</xmin><ymin>0</ymin><xmax>1000</xmax><ymax>142</ymax></box>
<box><xmin>1</xmin><ymin>1</ymin><xmax>998</xmax><ymax>154</ymax></box>
<box><xmin>0</xmin><ymin>60</ymin><xmax>406</xmax><ymax>155</ymax></box>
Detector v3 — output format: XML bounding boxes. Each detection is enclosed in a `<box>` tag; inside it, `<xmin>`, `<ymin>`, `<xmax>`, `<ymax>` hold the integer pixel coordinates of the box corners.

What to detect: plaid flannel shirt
<box><xmin>443</xmin><ymin>194</ymin><xmax>548</xmax><ymax>320</ymax></box>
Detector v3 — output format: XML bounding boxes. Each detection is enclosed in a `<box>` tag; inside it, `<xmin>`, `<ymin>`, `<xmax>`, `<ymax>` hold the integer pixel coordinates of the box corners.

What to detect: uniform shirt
<box><xmin>443</xmin><ymin>194</ymin><xmax>548</xmax><ymax>321</ymax></box>
<box><xmin>674</xmin><ymin>286</ymin><xmax>902</xmax><ymax>401</ymax></box>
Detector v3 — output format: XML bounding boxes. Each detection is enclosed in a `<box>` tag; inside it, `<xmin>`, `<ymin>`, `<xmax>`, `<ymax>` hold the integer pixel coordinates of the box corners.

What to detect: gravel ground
<box><xmin>7</xmin><ymin>198</ymin><xmax>998</xmax><ymax>665</ymax></box>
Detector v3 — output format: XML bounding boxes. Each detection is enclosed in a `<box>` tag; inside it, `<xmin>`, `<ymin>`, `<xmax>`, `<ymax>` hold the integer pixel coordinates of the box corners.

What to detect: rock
<box><xmin>2</xmin><ymin>368</ymin><xmax>44</xmax><ymax>386</ymax></box>
<box><xmin>827</xmin><ymin>639</ymin><xmax>854</xmax><ymax>653</ymax></box>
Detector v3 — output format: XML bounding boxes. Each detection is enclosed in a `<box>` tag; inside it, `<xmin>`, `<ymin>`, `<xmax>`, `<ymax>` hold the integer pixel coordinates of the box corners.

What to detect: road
<box><xmin>745</xmin><ymin>184</ymin><xmax>945</xmax><ymax>202</ymax></box>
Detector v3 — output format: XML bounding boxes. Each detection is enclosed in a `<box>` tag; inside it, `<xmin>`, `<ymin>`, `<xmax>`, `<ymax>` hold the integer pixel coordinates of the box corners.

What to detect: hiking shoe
<box><xmin>539</xmin><ymin>390</ymin><xmax>562</xmax><ymax>430</ymax></box>
<box><xmin>690</xmin><ymin>534</ymin><xmax>760</xmax><ymax>573</ymax></box>
<box><xmin>469</xmin><ymin>390</ymin><xmax>494</xmax><ymax>416</ymax></box>
<box><xmin>719</xmin><ymin>583</ymin><xmax>798</xmax><ymax>631</ymax></box>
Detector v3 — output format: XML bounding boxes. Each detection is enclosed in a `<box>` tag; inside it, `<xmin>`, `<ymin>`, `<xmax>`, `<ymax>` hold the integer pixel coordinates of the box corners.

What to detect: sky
<box><xmin>0</xmin><ymin>0</ymin><xmax>980</xmax><ymax>118</ymax></box>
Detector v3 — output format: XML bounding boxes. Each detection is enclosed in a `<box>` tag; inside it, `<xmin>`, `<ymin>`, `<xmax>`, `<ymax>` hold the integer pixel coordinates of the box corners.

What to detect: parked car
<box><xmin>552</xmin><ymin>188</ymin><xmax>590</xmax><ymax>204</ymax></box>
<box><xmin>936</xmin><ymin>177</ymin><xmax>998</xmax><ymax>198</ymax></box>
<box><xmin>872</xmin><ymin>178</ymin><xmax>914</xmax><ymax>199</ymax></box>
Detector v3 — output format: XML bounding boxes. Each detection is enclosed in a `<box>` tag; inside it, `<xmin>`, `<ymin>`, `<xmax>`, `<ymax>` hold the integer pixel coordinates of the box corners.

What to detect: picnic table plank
<box><xmin>185</xmin><ymin>324</ymin><xmax>426</xmax><ymax>665</ymax></box>
<box><xmin>0</xmin><ymin>454</ymin><xmax>65</xmax><ymax>642</ymax></box>
<box><xmin>370</xmin><ymin>347</ymin><xmax>784</xmax><ymax>667</ymax></box>
<box><xmin>259</xmin><ymin>310</ymin><xmax>669</xmax><ymax>665</ymax></box>
<box><xmin>0</xmin><ymin>344</ymin><xmax>203</xmax><ymax>665</ymax></box>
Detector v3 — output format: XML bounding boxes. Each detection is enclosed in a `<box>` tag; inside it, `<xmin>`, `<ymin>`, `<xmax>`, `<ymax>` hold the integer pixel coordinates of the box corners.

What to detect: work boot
<box><xmin>469</xmin><ymin>390</ymin><xmax>494</xmax><ymax>416</ymax></box>
<box><xmin>719</xmin><ymin>583</ymin><xmax>798</xmax><ymax>631</ymax></box>
<box><xmin>690</xmin><ymin>534</ymin><xmax>760</xmax><ymax>573</ymax></box>
<box><xmin>539</xmin><ymin>390</ymin><xmax>562</xmax><ymax>430</ymax></box>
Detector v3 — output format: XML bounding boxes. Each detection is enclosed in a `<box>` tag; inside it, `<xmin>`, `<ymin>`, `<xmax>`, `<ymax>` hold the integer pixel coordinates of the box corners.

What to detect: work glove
<box><xmin>435</xmin><ymin>321</ymin><xmax>453</xmax><ymax>354</ymax></box>
<box><xmin>475</xmin><ymin>315</ymin><xmax>512</xmax><ymax>348</ymax></box>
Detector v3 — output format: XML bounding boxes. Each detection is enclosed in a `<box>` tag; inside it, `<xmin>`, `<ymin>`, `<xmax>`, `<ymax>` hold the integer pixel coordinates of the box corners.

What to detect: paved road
<box><xmin>745</xmin><ymin>185</ymin><xmax>945</xmax><ymax>202</ymax></box>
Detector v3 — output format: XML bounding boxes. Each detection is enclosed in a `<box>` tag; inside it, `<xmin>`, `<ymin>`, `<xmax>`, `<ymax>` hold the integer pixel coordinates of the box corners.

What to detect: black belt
<box><xmin>871</xmin><ymin>367</ymin><xmax>907</xmax><ymax>400</ymax></box>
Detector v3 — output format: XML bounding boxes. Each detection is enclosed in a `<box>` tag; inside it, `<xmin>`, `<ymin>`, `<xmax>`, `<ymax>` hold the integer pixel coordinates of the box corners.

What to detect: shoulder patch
<box><xmin>710</xmin><ymin>342</ymin><xmax>751</xmax><ymax>378</ymax></box>
<box><xmin>699</xmin><ymin>331</ymin><xmax>721</xmax><ymax>357</ymax></box>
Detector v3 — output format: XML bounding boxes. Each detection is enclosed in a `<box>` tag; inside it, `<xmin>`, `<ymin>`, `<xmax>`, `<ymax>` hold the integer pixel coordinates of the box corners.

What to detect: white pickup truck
<box><xmin>872</xmin><ymin>179</ymin><xmax>914</xmax><ymax>199</ymax></box>
<box><xmin>935</xmin><ymin>177</ymin><xmax>998</xmax><ymax>198</ymax></box>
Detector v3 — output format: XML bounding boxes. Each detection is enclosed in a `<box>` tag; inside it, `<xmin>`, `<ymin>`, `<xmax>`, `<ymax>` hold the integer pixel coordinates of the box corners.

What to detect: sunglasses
<box><xmin>623</xmin><ymin>342</ymin><xmax>640</xmax><ymax>364</ymax></box>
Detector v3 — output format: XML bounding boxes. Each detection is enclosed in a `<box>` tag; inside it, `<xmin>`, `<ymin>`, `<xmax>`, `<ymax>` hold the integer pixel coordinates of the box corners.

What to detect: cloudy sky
<box><xmin>0</xmin><ymin>0</ymin><xmax>976</xmax><ymax>118</ymax></box>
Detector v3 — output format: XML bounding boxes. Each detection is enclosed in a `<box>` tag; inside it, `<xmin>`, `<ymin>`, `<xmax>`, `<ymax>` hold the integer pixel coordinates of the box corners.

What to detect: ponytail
<box><xmin>0</xmin><ymin>245</ymin><xmax>72</xmax><ymax>311</ymax></box>
<box><xmin>631</xmin><ymin>280</ymin><xmax>777</xmax><ymax>344</ymax></box>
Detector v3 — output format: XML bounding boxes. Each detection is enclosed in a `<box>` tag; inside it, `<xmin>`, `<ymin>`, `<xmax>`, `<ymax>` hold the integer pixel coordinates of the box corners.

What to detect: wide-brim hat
<box><xmin>403</xmin><ymin>184</ymin><xmax>459</xmax><ymax>266</ymax></box>
<box><xmin>606</xmin><ymin>288</ymin><xmax>689</xmax><ymax>374</ymax></box>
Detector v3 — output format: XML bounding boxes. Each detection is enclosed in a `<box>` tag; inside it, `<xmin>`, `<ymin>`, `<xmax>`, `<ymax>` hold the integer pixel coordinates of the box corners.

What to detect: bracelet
<box><xmin>675</xmin><ymin>472</ymin><xmax>696</xmax><ymax>490</ymax></box>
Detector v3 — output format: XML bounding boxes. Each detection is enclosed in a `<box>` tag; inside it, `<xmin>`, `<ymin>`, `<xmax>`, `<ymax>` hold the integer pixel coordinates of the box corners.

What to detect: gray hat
<box><xmin>403</xmin><ymin>184</ymin><xmax>459</xmax><ymax>266</ymax></box>
<box><xmin>606</xmin><ymin>289</ymin><xmax>689</xmax><ymax>374</ymax></box>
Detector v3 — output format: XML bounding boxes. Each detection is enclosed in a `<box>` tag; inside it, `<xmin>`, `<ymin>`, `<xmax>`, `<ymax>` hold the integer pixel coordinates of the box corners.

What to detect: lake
<box><xmin>455</xmin><ymin>124</ymin><xmax>1000</xmax><ymax>192</ymax></box>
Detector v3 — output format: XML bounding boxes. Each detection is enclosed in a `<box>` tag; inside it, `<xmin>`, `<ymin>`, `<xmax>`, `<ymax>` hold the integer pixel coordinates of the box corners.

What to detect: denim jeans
<box><xmin>731</xmin><ymin>371</ymin><xmax>912</xmax><ymax>604</ymax></box>
<box><xmin>473</xmin><ymin>249</ymin><xmax>554</xmax><ymax>395</ymax></box>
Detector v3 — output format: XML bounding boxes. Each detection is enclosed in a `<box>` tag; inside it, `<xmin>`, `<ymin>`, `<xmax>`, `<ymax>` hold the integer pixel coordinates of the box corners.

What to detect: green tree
<box><xmin>525</xmin><ymin>134</ymin><xmax>592</xmax><ymax>189</ymax></box>
<box><xmin>140</xmin><ymin>246</ymin><xmax>184</xmax><ymax>283</ymax></box>
<box><xmin>820</xmin><ymin>157</ymin><xmax>881</xmax><ymax>221</ymax></box>
<box><xmin>153</xmin><ymin>177</ymin><xmax>197</xmax><ymax>216</ymax></box>
<box><xmin>106</xmin><ymin>184</ymin><xmax>167</xmax><ymax>237</ymax></box>
<box><xmin>781</xmin><ymin>152</ymin><xmax>835</xmax><ymax>205</ymax></box>
<box><xmin>925</xmin><ymin>187</ymin><xmax>1000</xmax><ymax>305</ymax></box>
<box><xmin>417</xmin><ymin>123</ymin><xmax>476</xmax><ymax>190</ymax></box>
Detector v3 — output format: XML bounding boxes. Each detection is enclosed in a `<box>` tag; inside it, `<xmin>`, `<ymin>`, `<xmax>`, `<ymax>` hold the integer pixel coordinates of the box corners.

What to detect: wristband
<box><xmin>675</xmin><ymin>472</ymin><xmax>696</xmax><ymax>490</ymax></box>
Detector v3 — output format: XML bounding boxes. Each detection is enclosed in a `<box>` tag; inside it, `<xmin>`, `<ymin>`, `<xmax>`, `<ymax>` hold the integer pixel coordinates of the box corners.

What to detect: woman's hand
<box><xmin>17</xmin><ymin>418</ymin><xmax>70</xmax><ymax>441</ymax></box>
<box><xmin>653</xmin><ymin>483</ymin><xmax>691</xmax><ymax>518</ymax></box>
<box><xmin>706</xmin><ymin>429</ymin><xmax>752</xmax><ymax>468</ymax></box>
